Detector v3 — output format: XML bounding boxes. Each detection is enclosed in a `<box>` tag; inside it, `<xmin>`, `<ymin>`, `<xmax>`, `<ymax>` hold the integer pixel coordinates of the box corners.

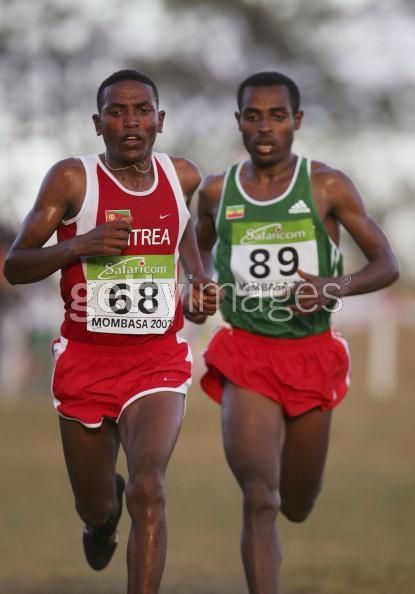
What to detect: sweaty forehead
<box><xmin>101</xmin><ymin>80</ymin><xmax>157</xmax><ymax>106</ymax></box>
<box><xmin>241</xmin><ymin>85</ymin><xmax>291</xmax><ymax>110</ymax></box>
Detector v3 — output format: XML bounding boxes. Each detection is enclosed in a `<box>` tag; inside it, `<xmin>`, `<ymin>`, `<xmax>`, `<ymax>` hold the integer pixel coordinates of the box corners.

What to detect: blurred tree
<box><xmin>0</xmin><ymin>0</ymin><xmax>414</xmax><ymax>276</ymax></box>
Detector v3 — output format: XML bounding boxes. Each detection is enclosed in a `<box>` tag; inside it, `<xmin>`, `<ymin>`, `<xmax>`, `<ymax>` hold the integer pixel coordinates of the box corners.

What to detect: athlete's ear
<box><xmin>92</xmin><ymin>114</ymin><xmax>102</xmax><ymax>136</ymax></box>
<box><xmin>157</xmin><ymin>110</ymin><xmax>166</xmax><ymax>133</ymax></box>
<box><xmin>235</xmin><ymin>111</ymin><xmax>241</xmax><ymax>130</ymax></box>
<box><xmin>294</xmin><ymin>110</ymin><xmax>304</xmax><ymax>131</ymax></box>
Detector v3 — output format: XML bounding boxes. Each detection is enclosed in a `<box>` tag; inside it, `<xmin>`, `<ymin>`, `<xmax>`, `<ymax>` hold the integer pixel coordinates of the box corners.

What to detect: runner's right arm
<box><xmin>4</xmin><ymin>159</ymin><xmax>131</xmax><ymax>285</ymax></box>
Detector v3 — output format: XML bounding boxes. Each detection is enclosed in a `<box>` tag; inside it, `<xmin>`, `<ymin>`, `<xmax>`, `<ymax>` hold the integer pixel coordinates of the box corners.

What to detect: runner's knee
<box><xmin>281</xmin><ymin>497</ymin><xmax>316</xmax><ymax>523</ymax></box>
<box><xmin>242</xmin><ymin>480</ymin><xmax>280</xmax><ymax>522</ymax></box>
<box><xmin>76</xmin><ymin>497</ymin><xmax>116</xmax><ymax>527</ymax></box>
<box><xmin>125</xmin><ymin>469</ymin><xmax>165</xmax><ymax>518</ymax></box>
<box><xmin>281</xmin><ymin>479</ymin><xmax>322</xmax><ymax>522</ymax></box>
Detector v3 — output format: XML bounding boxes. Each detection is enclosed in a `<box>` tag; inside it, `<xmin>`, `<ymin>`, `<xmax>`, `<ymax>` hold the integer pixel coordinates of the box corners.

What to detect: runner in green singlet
<box><xmin>193</xmin><ymin>71</ymin><xmax>399</xmax><ymax>594</ymax></box>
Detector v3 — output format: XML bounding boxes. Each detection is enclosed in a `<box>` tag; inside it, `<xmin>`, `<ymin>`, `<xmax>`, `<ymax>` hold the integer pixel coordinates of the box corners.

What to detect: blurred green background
<box><xmin>1</xmin><ymin>1</ymin><xmax>414</xmax><ymax>593</ymax></box>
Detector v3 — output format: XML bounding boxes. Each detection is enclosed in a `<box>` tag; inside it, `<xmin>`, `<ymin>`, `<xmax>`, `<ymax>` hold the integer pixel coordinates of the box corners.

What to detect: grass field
<box><xmin>0</xmin><ymin>329</ymin><xmax>414</xmax><ymax>594</ymax></box>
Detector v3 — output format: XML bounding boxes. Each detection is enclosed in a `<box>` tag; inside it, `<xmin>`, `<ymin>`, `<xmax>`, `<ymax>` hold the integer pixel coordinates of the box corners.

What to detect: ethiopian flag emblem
<box><xmin>226</xmin><ymin>204</ymin><xmax>245</xmax><ymax>220</ymax></box>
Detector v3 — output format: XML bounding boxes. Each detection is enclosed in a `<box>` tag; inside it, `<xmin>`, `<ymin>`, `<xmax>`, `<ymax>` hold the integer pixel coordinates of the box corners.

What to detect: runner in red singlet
<box><xmin>4</xmin><ymin>70</ymin><xmax>220</xmax><ymax>594</ymax></box>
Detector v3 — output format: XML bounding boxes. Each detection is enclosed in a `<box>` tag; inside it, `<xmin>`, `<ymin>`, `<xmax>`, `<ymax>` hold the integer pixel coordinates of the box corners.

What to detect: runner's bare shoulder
<box><xmin>199</xmin><ymin>172</ymin><xmax>226</xmax><ymax>210</ymax></box>
<box><xmin>169</xmin><ymin>156</ymin><xmax>201</xmax><ymax>199</ymax></box>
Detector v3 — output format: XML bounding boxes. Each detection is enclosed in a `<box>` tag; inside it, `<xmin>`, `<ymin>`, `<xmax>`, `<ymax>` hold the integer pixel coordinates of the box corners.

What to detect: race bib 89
<box><xmin>230</xmin><ymin>219</ymin><xmax>319</xmax><ymax>297</ymax></box>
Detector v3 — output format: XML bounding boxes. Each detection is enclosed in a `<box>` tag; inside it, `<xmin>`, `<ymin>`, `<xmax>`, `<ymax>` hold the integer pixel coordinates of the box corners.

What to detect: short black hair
<box><xmin>237</xmin><ymin>71</ymin><xmax>300</xmax><ymax>114</ymax></box>
<box><xmin>96</xmin><ymin>69</ymin><xmax>159</xmax><ymax>112</ymax></box>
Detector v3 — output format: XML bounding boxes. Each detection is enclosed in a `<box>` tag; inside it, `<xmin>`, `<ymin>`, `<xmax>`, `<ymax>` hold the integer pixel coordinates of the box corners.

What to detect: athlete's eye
<box><xmin>137</xmin><ymin>107</ymin><xmax>153</xmax><ymax>114</ymax></box>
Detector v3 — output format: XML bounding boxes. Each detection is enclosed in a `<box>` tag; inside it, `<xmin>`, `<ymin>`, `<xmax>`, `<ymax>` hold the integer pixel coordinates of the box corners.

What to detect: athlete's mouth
<box><xmin>254</xmin><ymin>136</ymin><xmax>275</xmax><ymax>150</ymax></box>
<box><xmin>122</xmin><ymin>134</ymin><xmax>144</xmax><ymax>146</ymax></box>
<box><xmin>255</xmin><ymin>143</ymin><xmax>274</xmax><ymax>155</ymax></box>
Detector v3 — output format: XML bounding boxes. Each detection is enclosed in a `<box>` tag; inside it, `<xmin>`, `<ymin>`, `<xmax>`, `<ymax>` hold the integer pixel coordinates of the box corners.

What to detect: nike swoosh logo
<box><xmin>160</xmin><ymin>213</ymin><xmax>171</xmax><ymax>219</ymax></box>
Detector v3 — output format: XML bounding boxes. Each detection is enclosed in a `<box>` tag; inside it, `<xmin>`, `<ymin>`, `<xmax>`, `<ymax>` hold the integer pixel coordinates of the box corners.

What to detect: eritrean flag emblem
<box><xmin>105</xmin><ymin>209</ymin><xmax>131</xmax><ymax>222</ymax></box>
<box><xmin>226</xmin><ymin>205</ymin><xmax>245</xmax><ymax>220</ymax></box>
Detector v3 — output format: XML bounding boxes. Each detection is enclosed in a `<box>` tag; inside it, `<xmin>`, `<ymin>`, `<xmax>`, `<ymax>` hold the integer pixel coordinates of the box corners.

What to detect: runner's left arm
<box><xmin>291</xmin><ymin>167</ymin><xmax>399</xmax><ymax>314</ymax></box>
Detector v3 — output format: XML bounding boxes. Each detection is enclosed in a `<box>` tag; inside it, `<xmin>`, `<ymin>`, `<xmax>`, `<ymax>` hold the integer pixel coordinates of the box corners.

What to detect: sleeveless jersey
<box><xmin>214</xmin><ymin>156</ymin><xmax>343</xmax><ymax>338</ymax></box>
<box><xmin>57</xmin><ymin>152</ymin><xmax>190</xmax><ymax>346</ymax></box>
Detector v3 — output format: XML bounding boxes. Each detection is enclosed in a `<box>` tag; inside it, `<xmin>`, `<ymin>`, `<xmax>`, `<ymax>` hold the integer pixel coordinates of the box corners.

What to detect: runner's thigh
<box><xmin>221</xmin><ymin>383</ymin><xmax>285</xmax><ymax>487</ymax></box>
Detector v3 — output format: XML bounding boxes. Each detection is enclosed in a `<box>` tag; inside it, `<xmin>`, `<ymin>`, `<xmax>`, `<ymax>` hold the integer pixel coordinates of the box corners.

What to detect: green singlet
<box><xmin>214</xmin><ymin>156</ymin><xmax>343</xmax><ymax>338</ymax></box>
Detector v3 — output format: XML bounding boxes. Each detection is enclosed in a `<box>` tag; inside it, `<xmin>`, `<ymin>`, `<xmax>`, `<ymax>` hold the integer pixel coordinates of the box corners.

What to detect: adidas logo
<box><xmin>288</xmin><ymin>199</ymin><xmax>311</xmax><ymax>214</ymax></box>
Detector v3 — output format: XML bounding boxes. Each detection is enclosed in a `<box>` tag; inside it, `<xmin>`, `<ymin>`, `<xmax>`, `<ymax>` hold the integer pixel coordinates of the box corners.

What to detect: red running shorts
<box><xmin>52</xmin><ymin>333</ymin><xmax>192</xmax><ymax>428</ymax></box>
<box><xmin>201</xmin><ymin>326</ymin><xmax>350</xmax><ymax>418</ymax></box>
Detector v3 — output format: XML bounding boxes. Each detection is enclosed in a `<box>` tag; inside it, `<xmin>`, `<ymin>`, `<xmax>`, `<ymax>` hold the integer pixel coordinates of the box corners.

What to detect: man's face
<box><xmin>93</xmin><ymin>79</ymin><xmax>165</xmax><ymax>164</ymax></box>
<box><xmin>236</xmin><ymin>85</ymin><xmax>303</xmax><ymax>168</ymax></box>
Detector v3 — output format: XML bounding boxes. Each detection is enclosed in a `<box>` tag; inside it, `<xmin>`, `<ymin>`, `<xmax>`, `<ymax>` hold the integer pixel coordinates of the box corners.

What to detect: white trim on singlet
<box><xmin>235</xmin><ymin>155</ymin><xmax>303</xmax><ymax>206</ymax></box>
<box><xmin>74</xmin><ymin>155</ymin><xmax>101</xmax><ymax>236</ymax></box>
<box><xmin>154</xmin><ymin>153</ymin><xmax>191</xmax><ymax>258</ymax></box>
<box><xmin>96</xmin><ymin>154</ymin><xmax>159</xmax><ymax>196</ymax></box>
<box><xmin>69</xmin><ymin>155</ymin><xmax>101</xmax><ymax>280</ymax></box>
<box><xmin>214</xmin><ymin>166</ymin><xmax>232</xmax><ymax>230</ymax></box>
<box><xmin>307</xmin><ymin>156</ymin><xmax>312</xmax><ymax>177</ymax></box>
<box><xmin>62</xmin><ymin>156</ymin><xmax>98</xmax><ymax>226</ymax></box>
<box><xmin>308</xmin><ymin>157</ymin><xmax>341</xmax><ymax>255</ymax></box>
<box><xmin>64</xmin><ymin>152</ymin><xmax>189</xmax><ymax>278</ymax></box>
<box><xmin>211</xmin><ymin>167</ymin><xmax>232</xmax><ymax>268</ymax></box>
